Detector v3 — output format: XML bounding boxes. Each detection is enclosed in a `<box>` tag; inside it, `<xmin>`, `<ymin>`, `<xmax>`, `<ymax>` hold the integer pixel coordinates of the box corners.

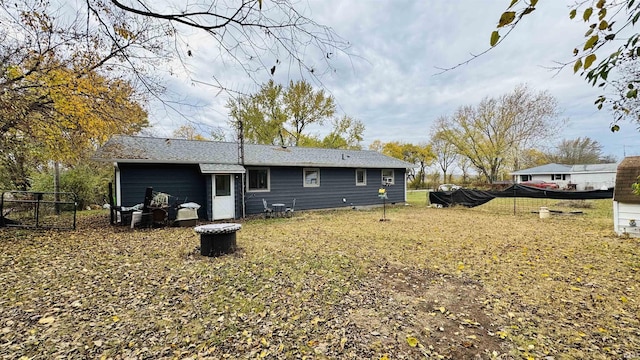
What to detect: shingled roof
<box><xmin>93</xmin><ymin>135</ymin><xmax>414</xmax><ymax>169</ymax></box>
<box><xmin>511</xmin><ymin>163</ymin><xmax>571</xmax><ymax>175</ymax></box>
<box><xmin>614</xmin><ymin>156</ymin><xmax>640</xmax><ymax>204</ymax></box>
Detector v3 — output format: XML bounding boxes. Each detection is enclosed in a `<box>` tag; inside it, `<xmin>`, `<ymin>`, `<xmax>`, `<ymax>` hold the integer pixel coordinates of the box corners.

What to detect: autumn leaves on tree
<box><xmin>1</xmin><ymin>1</ymin><xmax>154</xmax><ymax>188</ymax></box>
<box><xmin>227</xmin><ymin>80</ymin><xmax>365</xmax><ymax>149</ymax></box>
<box><xmin>2</xmin><ymin>0</ymin><xmax>349</xmax><ymax>190</ymax></box>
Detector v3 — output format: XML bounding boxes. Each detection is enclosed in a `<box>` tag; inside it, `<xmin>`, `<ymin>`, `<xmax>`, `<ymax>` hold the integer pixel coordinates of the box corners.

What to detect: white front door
<box><xmin>212</xmin><ymin>174</ymin><xmax>235</xmax><ymax>220</ymax></box>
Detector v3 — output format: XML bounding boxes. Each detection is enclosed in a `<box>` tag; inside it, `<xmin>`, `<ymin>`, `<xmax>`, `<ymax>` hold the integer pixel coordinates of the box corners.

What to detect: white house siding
<box><xmin>613</xmin><ymin>201</ymin><xmax>640</xmax><ymax>237</ymax></box>
<box><xmin>571</xmin><ymin>172</ymin><xmax>616</xmax><ymax>191</ymax></box>
<box><xmin>528</xmin><ymin>173</ymin><xmax>614</xmax><ymax>190</ymax></box>
<box><xmin>528</xmin><ymin>175</ymin><xmax>570</xmax><ymax>188</ymax></box>
<box><xmin>513</xmin><ymin>163</ymin><xmax>618</xmax><ymax>190</ymax></box>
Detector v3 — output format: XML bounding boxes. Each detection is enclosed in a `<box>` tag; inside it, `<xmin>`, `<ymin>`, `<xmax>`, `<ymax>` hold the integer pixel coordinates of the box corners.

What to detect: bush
<box><xmin>30</xmin><ymin>162</ymin><xmax>112</xmax><ymax>210</ymax></box>
<box><xmin>408</xmin><ymin>177</ymin><xmax>427</xmax><ymax>189</ymax></box>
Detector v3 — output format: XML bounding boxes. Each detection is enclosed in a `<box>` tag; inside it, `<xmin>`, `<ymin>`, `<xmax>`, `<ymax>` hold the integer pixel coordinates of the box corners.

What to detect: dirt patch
<box><xmin>344</xmin><ymin>263</ymin><xmax>510</xmax><ymax>359</ymax></box>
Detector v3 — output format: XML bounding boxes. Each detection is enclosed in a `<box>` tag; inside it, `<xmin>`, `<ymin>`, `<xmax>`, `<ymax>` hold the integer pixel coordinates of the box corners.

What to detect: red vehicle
<box><xmin>521</xmin><ymin>180</ymin><xmax>559</xmax><ymax>189</ymax></box>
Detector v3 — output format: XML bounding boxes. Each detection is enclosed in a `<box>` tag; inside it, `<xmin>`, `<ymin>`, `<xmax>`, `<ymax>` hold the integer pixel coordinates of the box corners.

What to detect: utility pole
<box><xmin>237</xmin><ymin>119</ymin><xmax>246</xmax><ymax>218</ymax></box>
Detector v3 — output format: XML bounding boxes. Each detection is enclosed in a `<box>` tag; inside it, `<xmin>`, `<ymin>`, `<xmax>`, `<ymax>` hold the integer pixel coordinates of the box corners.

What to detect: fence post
<box><xmin>108</xmin><ymin>182</ymin><xmax>115</xmax><ymax>225</ymax></box>
<box><xmin>72</xmin><ymin>194</ymin><xmax>78</xmax><ymax>230</ymax></box>
<box><xmin>35</xmin><ymin>192</ymin><xmax>43</xmax><ymax>228</ymax></box>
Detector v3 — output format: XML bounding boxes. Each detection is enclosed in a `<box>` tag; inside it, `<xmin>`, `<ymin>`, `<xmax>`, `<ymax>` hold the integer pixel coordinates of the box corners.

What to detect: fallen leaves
<box><xmin>406</xmin><ymin>335</ymin><xmax>419</xmax><ymax>347</ymax></box>
<box><xmin>1</xmin><ymin>201</ymin><xmax>638</xmax><ymax>359</ymax></box>
<box><xmin>37</xmin><ymin>317</ymin><xmax>55</xmax><ymax>325</ymax></box>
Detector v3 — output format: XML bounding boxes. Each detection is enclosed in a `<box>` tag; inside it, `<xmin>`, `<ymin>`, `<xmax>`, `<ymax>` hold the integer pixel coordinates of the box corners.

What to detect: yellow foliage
<box><xmin>10</xmin><ymin>61</ymin><xmax>148</xmax><ymax>163</ymax></box>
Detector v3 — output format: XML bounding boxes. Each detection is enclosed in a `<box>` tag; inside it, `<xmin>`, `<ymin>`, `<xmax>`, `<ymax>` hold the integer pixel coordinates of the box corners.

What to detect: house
<box><xmin>613</xmin><ymin>156</ymin><xmax>640</xmax><ymax>237</ymax></box>
<box><xmin>510</xmin><ymin>162</ymin><xmax>618</xmax><ymax>190</ymax></box>
<box><xmin>93</xmin><ymin>135</ymin><xmax>414</xmax><ymax>220</ymax></box>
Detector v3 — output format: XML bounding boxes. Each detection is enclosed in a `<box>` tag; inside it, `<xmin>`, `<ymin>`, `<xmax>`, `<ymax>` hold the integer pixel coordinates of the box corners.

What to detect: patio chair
<box><xmin>262</xmin><ymin>199</ymin><xmax>273</xmax><ymax>219</ymax></box>
<box><xmin>131</xmin><ymin>187</ymin><xmax>154</xmax><ymax>228</ymax></box>
<box><xmin>285</xmin><ymin>199</ymin><xmax>296</xmax><ymax>218</ymax></box>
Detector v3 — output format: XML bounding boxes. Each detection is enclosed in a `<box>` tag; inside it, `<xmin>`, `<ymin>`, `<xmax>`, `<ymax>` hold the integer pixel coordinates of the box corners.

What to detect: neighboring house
<box><xmin>93</xmin><ymin>135</ymin><xmax>414</xmax><ymax>220</ymax></box>
<box><xmin>613</xmin><ymin>156</ymin><xmax>640</xmax><ymax>237</ymax></box>
<box><xmin>510</xmin><ymin>162</ymin><xmax>618</xmax><ymax>190</ymax></box>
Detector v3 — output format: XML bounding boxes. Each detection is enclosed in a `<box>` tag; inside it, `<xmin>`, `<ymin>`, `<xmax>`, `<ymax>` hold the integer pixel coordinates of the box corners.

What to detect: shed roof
<box><xmin>614</xmin><ymin>156</ymin><xmax>640</xmax><ymax>204</ymax></box>
<box><xmin>93</xmin><ymin>135</ymin><xmax>414</xmax><ymax>169</ymax></box>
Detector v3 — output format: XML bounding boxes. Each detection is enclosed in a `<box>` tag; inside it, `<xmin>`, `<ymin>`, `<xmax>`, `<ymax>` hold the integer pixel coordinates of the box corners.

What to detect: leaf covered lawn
<box><xmin>1</xmin><ymin>202</ymin><xmax>639</xmax><ymax>359</ymax></box>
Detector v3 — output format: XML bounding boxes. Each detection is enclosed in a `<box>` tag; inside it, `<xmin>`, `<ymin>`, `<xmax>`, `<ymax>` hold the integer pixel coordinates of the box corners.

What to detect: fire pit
<box><xmin>194</xmin><ymin>223</ymin><xmax>241</xmax><ymax>256</ymax></box>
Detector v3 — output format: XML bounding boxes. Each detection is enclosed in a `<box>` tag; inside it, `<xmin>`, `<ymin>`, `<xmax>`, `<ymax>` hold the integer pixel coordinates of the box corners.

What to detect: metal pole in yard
<box><xmin>379</xmin><ymin>197</ymin><xmax>388</xmax><ymax>221</ymax></box>
<box><xmin>513</xmin><ymin>176</ymin><xmax>516</xmax><ymax>216</ymax></box>
<box><xmin>35</xmin><ymin>192</ymin><xmax>42</xmax><ymax>228</ymax></box>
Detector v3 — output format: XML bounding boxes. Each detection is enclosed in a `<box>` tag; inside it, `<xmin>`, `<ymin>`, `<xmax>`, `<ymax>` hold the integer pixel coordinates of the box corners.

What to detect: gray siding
<box><xmin>118</xmin><ymin>163</ymin><xmax>406</xmax><ymax>219</ymax></box>
<box><xmin>118</xmin><ymin>163</ymin><xmax>207</xmax><ymax>219</ymax></box>
<box><xmin>244</xmin><ymin>167</ymin><xmax>406</xmax><ymax>215</ymax></box>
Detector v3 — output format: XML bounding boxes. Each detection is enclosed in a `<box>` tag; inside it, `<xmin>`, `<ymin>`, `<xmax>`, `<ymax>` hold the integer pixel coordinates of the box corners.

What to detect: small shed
<box><xmin>613</xmin><ymin>156</ymin><xmax>640</xmax><ymax>237</ymax></box>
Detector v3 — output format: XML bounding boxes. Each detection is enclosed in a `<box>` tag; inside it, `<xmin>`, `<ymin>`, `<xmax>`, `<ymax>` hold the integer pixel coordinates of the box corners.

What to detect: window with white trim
<box><xmin>247</xmin><ymin>168</ymin><xmax>270</xmax><ymax>191</ymax></box>
<box><xmin>356</xmin><ymin>169</ymin><xmax>367</xmax><ymax>186</ymax></box>
<box><xmin>303</xmin><ymin>168</ymin><xmax>320</xmax><ymax>187</ymax></box>
<box><xmin>381</xmin><ymin>169</ymin><xmax>394</xmax><ymax>185</ymax></box>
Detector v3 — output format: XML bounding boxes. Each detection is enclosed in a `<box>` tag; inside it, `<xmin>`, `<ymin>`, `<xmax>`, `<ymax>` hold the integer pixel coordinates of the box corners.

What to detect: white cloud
<box><xmin>146</xmin><ymin>1</ymin><xmax>637</xmax><ymax>160</ymax></box>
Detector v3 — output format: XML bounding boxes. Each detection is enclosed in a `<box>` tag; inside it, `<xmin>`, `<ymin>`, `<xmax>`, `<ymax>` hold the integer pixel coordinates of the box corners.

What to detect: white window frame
<box><xmin>381</xmin><ymin>169</ymin><xmax>395</xmax><ymax>185</ymax></box>
<box><xmin>356</xmin><ymin>169</ymin><xmax>367</xmax><ymax>186</ymax></box>
<box><xmin>303</xmin><ymin>168</ymin><xmax>320</xmax><ymax>187</ymax></box>
<box><xmin>552</xmin><ymin>174</ymin><xmax>563</xmax><ymax>180</ymax></box>
<box><xmin>246</xmin><ymin>167</ymin><xmax>270</xmax><ymax>192</ymax></box>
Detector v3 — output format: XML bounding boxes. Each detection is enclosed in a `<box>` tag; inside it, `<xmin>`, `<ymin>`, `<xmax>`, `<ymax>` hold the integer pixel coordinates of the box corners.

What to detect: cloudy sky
<box><xmin>146</xmin><ymin>1</ymin><xmax>640</xmax><ymax>161</ymax></box>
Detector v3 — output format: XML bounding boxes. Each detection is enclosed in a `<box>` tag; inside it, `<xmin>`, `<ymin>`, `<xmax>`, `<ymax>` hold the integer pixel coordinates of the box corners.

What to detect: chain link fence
<box><xmin>1</xmin><ymin>191</ymin><xmax>78</xmax><ymax>230</ymax></box>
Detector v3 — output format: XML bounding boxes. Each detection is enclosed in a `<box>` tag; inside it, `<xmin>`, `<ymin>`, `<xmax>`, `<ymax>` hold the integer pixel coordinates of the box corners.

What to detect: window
<box><xmin>303</xmin><ymin>168</ymin><xmax>320</xmax><ymax>187</ymax></box>
<box><xmin>215</xmin><ymin>175</ymin><xmax>231</xmax><ymax>196</ymax></box>
<box><xmin>552</xmin><ymin>174</ymin><xmax>563</xmax><ymax>180</ymax></box>
<box><xmin>381</xmin><ymin>169</ymin><xmax>394</xmax><ymax>185</ymax></box>
<box><xmin>356</xmin><ymin>169</ymin><xmax>367</xmax><ymax>186</ymax></box>
<box><xmin>520</xmin><ymin>175</ymin><xmax>531</xmax><ymax>182</ymax></box>
<box><xmin>247</xmin><ymin>168</ymin><xmax>269</xmax><ymax>191</ymax></box>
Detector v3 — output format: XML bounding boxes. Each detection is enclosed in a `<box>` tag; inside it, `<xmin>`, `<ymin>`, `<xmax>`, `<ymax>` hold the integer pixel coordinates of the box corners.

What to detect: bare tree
<box><xmin>430</xmin><ymin>127</ymin><xmax>458</xmax><ymax>183</ymax></box>
<box><xmin>609</xmin><ymin>57</ymin><xmax>640</xmax><ymax>128</ymax></box>
<box><xmin>2</xmin><ymin>0</ymin><xmax>349</xmax><ymax>130</ymax></box>
<box><xmin>457</xmin><ymin>157</ymin><xmax>472</xmax><ymax>185</ymax></box>
<box><xmin>436</xmin><ymin>84</ymin><xmax>560</xmax><ymax>183</ymax></box>
<box><xmin>548</xmin><ymin>137</ymin><xmax>605</xmax><ymax>165</ymax></box>
<box><xmin>104</xmin><ymin>0</ymin><xmax>350</xmax><ymax>90</ymax></box>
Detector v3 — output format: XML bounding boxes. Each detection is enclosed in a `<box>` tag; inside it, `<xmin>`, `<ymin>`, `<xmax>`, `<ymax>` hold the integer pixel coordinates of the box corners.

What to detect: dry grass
<box><xmin>1</xmin><ymin>201</ymin><xmax>639</xmax><ymax>359</ymax></box>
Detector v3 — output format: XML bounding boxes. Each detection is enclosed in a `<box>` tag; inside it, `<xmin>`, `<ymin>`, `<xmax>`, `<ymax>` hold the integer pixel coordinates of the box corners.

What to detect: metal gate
<box><xmin>1</xmin><ymin>191</ymin><xmax>78</xmax><ymax>230</ymax></box>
